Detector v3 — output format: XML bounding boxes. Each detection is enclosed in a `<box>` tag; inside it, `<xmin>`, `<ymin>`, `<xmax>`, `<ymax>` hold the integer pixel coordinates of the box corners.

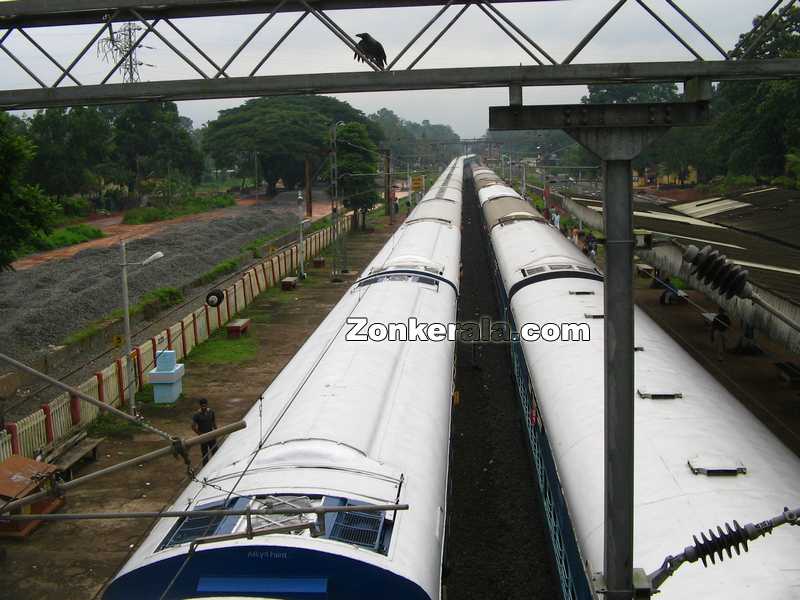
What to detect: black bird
<box><xmin>354</xmin><ymin>33</ymin><xmax>386</xmax><ymax>70</ymax></box>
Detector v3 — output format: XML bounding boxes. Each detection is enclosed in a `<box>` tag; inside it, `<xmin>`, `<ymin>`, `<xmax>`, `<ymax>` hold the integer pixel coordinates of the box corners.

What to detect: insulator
<box><xmin>726</xmin><ymin>269</ymin><xmax>749</xmax><ymax>300</ymax></box>
<box><xmin>689</xmin><ymin>245</ymin><xmax>713</xmax><ymax>275</ymax></box>
<box><xmin>716</xmin><ymin>264</ymin><xmax>742</xmax><ymax>293</ymax></box>
<box><xmin>702</xmin><ymin>254</ymin><xmax>727</xmax><ymax>285</ymax></box>
<box><xmin>687</xmin><ymin>520</ymin><xmax>749</xmax><ymax>567</ymax></box>
<box><xmin>710</xmin><ymin>262</ymin><xmax>734</xmax><ymax>290</ymax></box>
<box><xmin>683</xmin><ymin>245</ymin><xmax>700</xmax><ymax>265</ymax></box>
<box><xmin>694</xmin><ymin>248</ymin><xmax>719</xmax><ymax>277</ymax></box>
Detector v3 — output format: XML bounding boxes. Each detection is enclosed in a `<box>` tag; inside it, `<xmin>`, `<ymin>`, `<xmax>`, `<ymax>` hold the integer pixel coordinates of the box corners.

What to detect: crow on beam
<box><xmin>354</xmin><ymin>33</ymin><xmax>386</xmax><ymax>70</ymax></box>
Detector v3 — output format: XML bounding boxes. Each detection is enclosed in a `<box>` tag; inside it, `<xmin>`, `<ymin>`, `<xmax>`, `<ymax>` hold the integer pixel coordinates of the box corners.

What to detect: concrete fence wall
<box><xmin>2</xmin><ymin>218</ymin><xmax>350</xmax><ymax>460</ymax></box>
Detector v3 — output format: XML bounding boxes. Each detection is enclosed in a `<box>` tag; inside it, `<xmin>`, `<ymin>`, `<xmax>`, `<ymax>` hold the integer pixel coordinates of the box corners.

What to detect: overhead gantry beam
<box><xmin>0</xmin><ymin>0</ymin><xmax>562</xmax><ymax>27</ymax></box>
<box><xmin>4</xmin><ymin>59</ymin><xmax>800</xmax><ymax>110</ymax></box>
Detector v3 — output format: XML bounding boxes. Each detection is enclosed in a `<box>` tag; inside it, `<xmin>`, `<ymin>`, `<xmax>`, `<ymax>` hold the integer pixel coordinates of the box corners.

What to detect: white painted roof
<box><xmin>483</xmin><ymin>186</ymin><xmax>800</xmax><ymax>599</ymax></box>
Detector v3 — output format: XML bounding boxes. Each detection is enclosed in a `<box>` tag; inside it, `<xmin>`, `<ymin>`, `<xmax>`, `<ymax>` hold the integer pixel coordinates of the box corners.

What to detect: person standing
<box><xmin>192</xmin><ymin>398</ymin><xmax>218</xmax><ymax>466</ymax></box>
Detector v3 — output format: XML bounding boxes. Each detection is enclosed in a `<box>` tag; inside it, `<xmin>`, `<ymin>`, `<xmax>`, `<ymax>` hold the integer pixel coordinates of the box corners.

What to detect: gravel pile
<box><xmin>0</xmin><ymin>199</ymin><xmax>301</xmax><ymax>367</ymax></box>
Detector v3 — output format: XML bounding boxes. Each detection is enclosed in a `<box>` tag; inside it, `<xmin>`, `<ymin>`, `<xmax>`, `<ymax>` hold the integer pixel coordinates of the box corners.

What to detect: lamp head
<box><xmin>141</xmin><ymin>251</ymin><xmax>164</xmax><ymax>266</ymax></box>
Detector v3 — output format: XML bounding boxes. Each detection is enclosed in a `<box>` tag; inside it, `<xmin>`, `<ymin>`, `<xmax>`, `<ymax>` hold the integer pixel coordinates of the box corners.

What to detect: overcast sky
<box><xmin>2</xmin><ymin>0</ymin><xmax>775</xmax><ymax>137</ymax></box>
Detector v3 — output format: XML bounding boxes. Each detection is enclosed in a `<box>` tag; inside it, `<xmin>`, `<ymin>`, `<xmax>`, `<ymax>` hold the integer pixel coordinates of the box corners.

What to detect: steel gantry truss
<box><xmin>2</xmin><ymin>0</ymin><xmax>800</xmax><ymax>109</ymax></box>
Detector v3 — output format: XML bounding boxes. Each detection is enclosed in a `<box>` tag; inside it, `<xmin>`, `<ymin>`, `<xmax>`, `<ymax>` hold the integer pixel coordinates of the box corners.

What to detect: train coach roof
<box><xmin>477</xmin><ymin>184</ymin><xmax>520</xmax><ymax>205</ymax></box>
<box><xmin>474</xmin><ymin>176</ymin><xmax>506</xmax><ymax>190</ymax></box>
<box><xmin>483</xmin><ymin>197</ymin><xmax>543</xmax><ymax>230</ymax></box>
<box><xmin>421</xmin><ymin>186</ymin><xmax>461</xmax><ymax>203</ymax></box>
<box><xmin>408</xmin><ymin>199</ymin><xmax>460</xmax><ymax>224</ymax></box>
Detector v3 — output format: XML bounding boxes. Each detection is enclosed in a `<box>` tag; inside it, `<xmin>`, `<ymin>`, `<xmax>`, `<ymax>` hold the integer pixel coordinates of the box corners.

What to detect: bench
<box><xmin>226</xmin><ymin>318</ymin><xmax>251</xmax><ymax>338</ymax></box>
<box><xmin>52</xmin><ymin>436</ymin><xmax>104</xmax><ymax>481</ymax></box>
<box><xmin>775</xmin><ymin>362</ymin><xmax>800</xmax><ymax>386</ymax></box>
<box><xmin>312</xmin><ymin>256</ymin><xmax>325</xmax><ymax>268</ymax></box>
<box><xmin>281</xmin><ymin>276</ymin><xmax>298</xmax><ymax>291</ymax></box>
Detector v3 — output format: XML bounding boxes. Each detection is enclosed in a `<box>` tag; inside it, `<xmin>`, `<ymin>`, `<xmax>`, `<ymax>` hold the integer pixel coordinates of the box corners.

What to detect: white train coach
<box><xmin>471</xmin><ymin>162</ymin><xmax>800</xmax><ymax>600</ymax></box>
<box><xmin>104</xmin><ymin>157</ymin><xmax>467</xmax><ymax>600</ymax></box>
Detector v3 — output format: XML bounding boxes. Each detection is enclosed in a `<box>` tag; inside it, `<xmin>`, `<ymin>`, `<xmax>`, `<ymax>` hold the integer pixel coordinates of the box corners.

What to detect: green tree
<box><xmin>26</xmin><ymin>106</ymin><xmax>112</xmax><ymax>198</ymax></box>
<box><xmin>112</xmin><ymin>102</ymin><xmax>204</xmax><ymax>195</ymax></box>
<box><xmin>581</xmin><ymin>83</ymin><xmax>680</xmax><ymax>104</ymax></box>
<box><xmin>336</xmin><ymin>122</ymin><xmax>379</xmax><ymax>223</ymax></box>
<box><xmin>204</xmin><ymin>96</ymin><xmax>381</xmax><ymax>194</ymax></box>
<box><xmin>0</xmin><ymin>113</ymin><xmax>58</xmax><ymax>270</ymax></box>
<box><xmin>371</xmin><ymin>109</ymin><xmax>460</xmax><ymax>166</ymax></box>
<box><xmin>708</xmin><ymin>7</ymin><xmax>800</xmax><ymax>178</ymax></box>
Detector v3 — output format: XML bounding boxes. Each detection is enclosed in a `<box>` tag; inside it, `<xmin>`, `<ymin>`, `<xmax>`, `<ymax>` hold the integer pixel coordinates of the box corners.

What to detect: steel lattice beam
<box><xmin>3</xmin><ymin>59</ymin><xmax>800</xmax><ymax>110</ymax></box>
<box><xmin>0</xmin><ymin>0</ymin><xmax>562</xmax><ymax>28</ymax></box>
<box><xmin>0</xmin><ymin>0</ymin><xmax>797</xmax><ymax>109</ymax></box>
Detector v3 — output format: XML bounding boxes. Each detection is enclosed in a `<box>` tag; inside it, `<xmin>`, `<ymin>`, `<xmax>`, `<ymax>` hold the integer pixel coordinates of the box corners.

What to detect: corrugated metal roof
<box><xmin>571</xmin><ymin>194</ymin><xmax>800</xmax><ymax>306</ymax></box>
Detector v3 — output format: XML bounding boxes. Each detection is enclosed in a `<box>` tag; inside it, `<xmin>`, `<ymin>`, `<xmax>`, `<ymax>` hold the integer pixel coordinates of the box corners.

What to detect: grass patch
<box><xmin>134</xmin><ymin>383</ymin><xmax>185</xmax><ymax>407</ymax></box>
<box><xmin>186</xmin><ymin>329</ymin><xmax>259</xmax><ymax>365</ymax></box>
<box><xmin>87</xmin><ymin>413</ymin><xmax>143</xmax><ymax>439</ymax></box>
<box><xmin>241</xmin><ymin>227</ymin><xmax>293</xmax><ymax>258</ymax></box>
<box><xmin>670</xmin><ymin>277</ymin><xmax>687</xmax><ymax>290</ymax></box>
<box><xmin>62</xmin><ymin>287</ymin><xmax>183</xmax><ymax>346</ymax></box>
<box><xmin>62</xmin><ymin>321</ymin><xmax>109</xmax><ymax>346</ymax></box>
<box><xmin>197</xmin><ymin>178</ymin><xmax>243</xmax><ymax>192</ymax></box>
<box><xmin>16</xmin><ymin>224</ymin><xmax>105</xmax><ymax>258</ymax></box>
<box><xmin>241</xmin><ymin>216</ymin><xmax>334</xmax><ymax>258</ymax></box>
<box><xmin>260</xmin><ymin>284</ymin><xmax>298</xmax><ymax>305</ymax></box>
<box><xmin>192</xmin><ymin>257</ymin><xmax>242</xmax><ymax>286</ymax></box>
<box><xmin>122</xmin><ymin>193</ymin><xmax>235</xmax><ymax>224</ymax></box>
<box><xmin>41</xmin><ymin>224</ymin><xmax>105</xmax><ymax>249</ymax></box>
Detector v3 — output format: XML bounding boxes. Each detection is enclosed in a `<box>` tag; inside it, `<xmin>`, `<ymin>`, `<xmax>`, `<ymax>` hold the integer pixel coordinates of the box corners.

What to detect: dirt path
<box><xmin>0</xmin><ymin>217</ymin><xmax>399</xmax><ymax>600</ymax></box>
<box><xmin>12</xmin><ymin>196</ymin><xmax>332</xmax><ymax>271</ymax></box>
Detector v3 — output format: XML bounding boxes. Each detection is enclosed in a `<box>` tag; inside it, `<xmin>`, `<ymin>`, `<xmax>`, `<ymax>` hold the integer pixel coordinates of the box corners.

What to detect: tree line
<box><xmin>486</xmin><ymin>7</ymin><xmax>800</xmax><ymax>191</ymax></box>
<box><xmin>0</xmin><ymin>95</ymin><xmax>459</xmax><ymax>270</ymax></box>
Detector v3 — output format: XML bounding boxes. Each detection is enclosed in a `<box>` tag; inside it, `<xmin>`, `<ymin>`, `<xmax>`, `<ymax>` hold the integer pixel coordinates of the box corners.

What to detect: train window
<box><xmin>584</xmin><ymin>314</ymin><xmax>605</xmax><ymax>319</ymax></box>
<box><xmin>576</xmin><ymin>266</ymin><xmax>599</xmax><ymax>273</ymax></box>
<box><xmin>548</xmin><ymin>264</ymin><xmax>574</xmax><ymax>270</ymax></box>
<box><xmin>157</xmin><ymin>497</ymin><xmax>246</xmax><ymax>551</ymax></box>
<box><xmin>328</xmin><ymin>503</ymin><xmax>393</xmax><ymax>554</ymax></box>
<box><xmin>356</xmin><ymin>274</ymin><xmax>439</xmax><ymax>290</ymax></box>
<box><xmin>569</xmin><ymin>291</ymin><xmax>595</xmax><ymax>296</ymax></box>
<box><xmin>522</xmin><ymin>266</ymin><xmax>547</xmax><ymax>277</ymax></box>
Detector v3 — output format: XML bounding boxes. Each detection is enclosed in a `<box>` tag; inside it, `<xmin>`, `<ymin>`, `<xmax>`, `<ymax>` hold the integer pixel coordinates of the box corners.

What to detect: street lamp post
<box><xmin>297</xmin><ymin>191</ymin><xmax>309</xmax><ymax>280</ymax></box>
<box><xmin>120</xmin><ymin>241</ymin><xmax>164</xmax><ymax>415</ymax></box>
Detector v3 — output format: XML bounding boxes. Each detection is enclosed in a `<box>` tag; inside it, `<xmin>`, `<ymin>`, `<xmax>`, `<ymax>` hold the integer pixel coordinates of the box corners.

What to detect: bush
<box><xmin>32</xmin><ymin>223</ymin><xmax>104</xmax><ymax>251</ymax></box>
<box><xmin>771</xmin><ymin>175</ymin><xmax>796</xmax><ymax>189</ymax></box>
<box><xmin>87</xmin><ymin>413</ymin><xmax>142</xmax><ymax>438</ymax></box>
<box><xmin>122</xmin><ymin>193</ymin><xmax>235</xmax><ymax>224</ymax></box>
<box><xmin>139</xmin><ymin>287</ymin><xmax>184</xmax><ymax>319</ymax></box>
<box><xmin>122</xmin><ymin>206</ymin><xmax>166</xmax><ymax>224</ymax></box>
<box><xmin>58</xmin><ymin>195</ymin><xmax>92</xmax><ymax>217</ymax></box>
<box><xmin>192</xmin><ymin>258</ymin><xmax>241</xmax><ymax>286</ymax></box>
